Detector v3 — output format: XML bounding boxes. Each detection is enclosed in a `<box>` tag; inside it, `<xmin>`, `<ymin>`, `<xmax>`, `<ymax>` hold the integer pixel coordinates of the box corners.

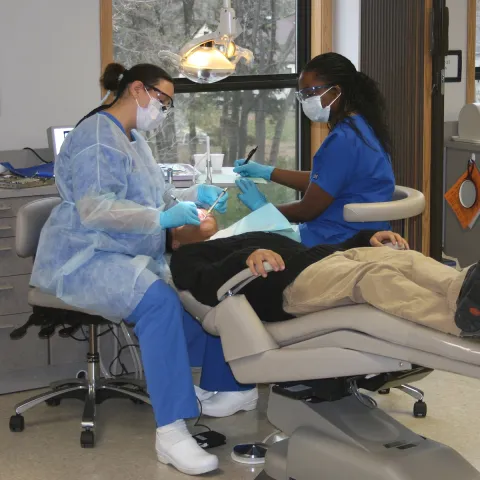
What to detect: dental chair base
<box><xmin>257</xmin><ymin>384</ymin><xmax>479</xmax><ymax>480</ymax></box>
<box><xmin>9</xmin><ymin>320</ymin><xmax>150</xmax><ymax>448</ymax></box>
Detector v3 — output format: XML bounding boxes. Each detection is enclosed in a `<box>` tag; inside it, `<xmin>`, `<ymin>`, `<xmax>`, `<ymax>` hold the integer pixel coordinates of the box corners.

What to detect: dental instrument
<box><xmin>207</xmin><ymin>188</ymin><xmax>228</xmax><ymax>214</ymax></box>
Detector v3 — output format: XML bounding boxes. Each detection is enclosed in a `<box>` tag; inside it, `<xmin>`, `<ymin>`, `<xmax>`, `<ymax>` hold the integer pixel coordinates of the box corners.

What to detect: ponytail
<box><xmin>76</xmin><ymin>62</ymin><xmax>173</xmax><ymax>128</ymax></box>
<box><xmin>348</xmin><ymin>71</ymin><xmax>392</xmax><ymax>156</ymax></box>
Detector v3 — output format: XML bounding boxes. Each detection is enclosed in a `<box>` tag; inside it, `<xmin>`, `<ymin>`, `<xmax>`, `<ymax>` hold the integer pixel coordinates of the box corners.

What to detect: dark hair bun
<box><xmin>101</xmin><ymin>63</ymin><xmax>127</xmax><ymax>92</ymax></box>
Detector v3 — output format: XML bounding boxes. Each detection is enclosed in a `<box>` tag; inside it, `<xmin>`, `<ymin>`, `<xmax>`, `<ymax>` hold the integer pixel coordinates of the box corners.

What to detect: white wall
<box><xmin>332</xmin><ymin>0</ymin><xmax>361</xmax><ymax>70</ymax></box>
<box><xmin>444</xmin><ymin>0</ymin><xmax>468</xmax><ymax>122</ymax></box>
<box><xmin>0</xmin><ymin>0</ymin><xmax>101</xmax><ymax>150</ymax></box>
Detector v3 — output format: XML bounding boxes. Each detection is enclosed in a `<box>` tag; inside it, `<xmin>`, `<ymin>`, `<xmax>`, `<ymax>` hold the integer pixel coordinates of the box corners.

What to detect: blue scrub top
<box><xmin>299</xmin><ymin>115</ymin><xmax>395</xmax><ymax>247</ymax></box>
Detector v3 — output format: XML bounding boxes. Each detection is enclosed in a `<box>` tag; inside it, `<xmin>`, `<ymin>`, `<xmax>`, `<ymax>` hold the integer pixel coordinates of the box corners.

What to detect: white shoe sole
<box><xmin>202</xmin><ymin>398</ymin><xmax>258</xmax><ymax>418</ymax></box>
<box><xmin>157</xmin><ymin>451</ymin><xmax>219</xmax><ymax>476</ymax></box>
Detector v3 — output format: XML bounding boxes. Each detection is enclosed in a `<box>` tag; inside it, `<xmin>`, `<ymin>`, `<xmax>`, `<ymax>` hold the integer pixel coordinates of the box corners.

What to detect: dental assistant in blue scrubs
<box><xmin>234</xmin><ymin>52</ymin><xmax>395</xmax><ymax>247</ymax></box>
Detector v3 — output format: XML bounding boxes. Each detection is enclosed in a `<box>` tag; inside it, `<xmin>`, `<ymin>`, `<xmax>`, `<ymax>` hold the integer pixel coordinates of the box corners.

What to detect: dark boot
<box><xmin>455</xmin><ymin>262</ymin><xmax>480</xmax><ymax>334</ymax></box>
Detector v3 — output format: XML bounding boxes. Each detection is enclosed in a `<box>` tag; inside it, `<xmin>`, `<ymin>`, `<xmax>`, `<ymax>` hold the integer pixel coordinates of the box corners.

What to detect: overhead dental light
<box><xmin>178</xmin><ymin>0</ymin><xmax>254</xmax><ymax>84</ymax></box>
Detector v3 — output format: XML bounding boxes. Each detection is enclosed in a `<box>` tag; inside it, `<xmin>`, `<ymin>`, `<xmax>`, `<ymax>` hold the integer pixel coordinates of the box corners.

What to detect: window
<box><xmin>113</xmin><ymin>0</ymin><xmax>297</xmax><ymax>77</ymax></box>
<box><xmin>111</xmin><ymin>0</ymin><xmax>311</xmax><ymax>226</ymax></box>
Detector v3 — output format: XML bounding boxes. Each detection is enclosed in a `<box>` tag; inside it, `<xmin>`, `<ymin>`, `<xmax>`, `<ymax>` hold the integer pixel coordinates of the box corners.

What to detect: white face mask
<box><xmin>301</xmin><ymin>87</ymin><xmax>341</xmax><ymax>123</ymax></box>
<box><xmin>136</xmin><ymin>89</ymin><xmax>165</xmax><ymax>132</ymax></box>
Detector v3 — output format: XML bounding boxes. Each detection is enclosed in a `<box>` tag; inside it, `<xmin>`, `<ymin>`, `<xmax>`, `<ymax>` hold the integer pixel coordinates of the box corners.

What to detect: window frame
<box><xmin>98</xmin><ymin>0</ymin><xmax>335</xmax><ymax>172</ymax></box>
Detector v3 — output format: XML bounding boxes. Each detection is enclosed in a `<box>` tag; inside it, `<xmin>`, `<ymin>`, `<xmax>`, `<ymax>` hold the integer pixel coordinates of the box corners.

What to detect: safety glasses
<box><xmin>295</xmin><ymin>85</ymin><xmax>332</xmax><ymax>103</ymax></box>
<box><xmin>146</xmin><ymin>85</ymin><xmax>175</xmax><ymax>111</ymax></box>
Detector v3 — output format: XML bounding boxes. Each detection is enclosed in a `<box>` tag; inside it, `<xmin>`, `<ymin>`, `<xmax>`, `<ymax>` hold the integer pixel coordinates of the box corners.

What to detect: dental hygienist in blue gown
<box><xmin>31</xmin><ymin>62</ymin><xmax>230</xmax><ymax>476</ymax></box>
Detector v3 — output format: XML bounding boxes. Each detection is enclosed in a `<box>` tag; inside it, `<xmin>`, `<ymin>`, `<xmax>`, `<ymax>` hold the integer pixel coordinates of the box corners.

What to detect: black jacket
<box><xmin>170</xmin><ymin>230</ymin><xmax>376</xmax><ymax>323</ymax></box>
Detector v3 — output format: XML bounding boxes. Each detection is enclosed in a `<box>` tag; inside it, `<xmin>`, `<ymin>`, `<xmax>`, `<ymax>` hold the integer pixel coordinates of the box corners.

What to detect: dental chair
<box><xmin>179</xmin><ymin>186</ymin><xmax>480</xmax><ymax>480</ymax></box>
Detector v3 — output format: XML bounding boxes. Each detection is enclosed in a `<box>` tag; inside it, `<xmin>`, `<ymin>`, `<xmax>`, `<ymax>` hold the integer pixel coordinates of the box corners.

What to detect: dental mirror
<box><xmin>459</xmin><ymin>158</ymin><xmax>477</xmax><ymax>209</ymax></box>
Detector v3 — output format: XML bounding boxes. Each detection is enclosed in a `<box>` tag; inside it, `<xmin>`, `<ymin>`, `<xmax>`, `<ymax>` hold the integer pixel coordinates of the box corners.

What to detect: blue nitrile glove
<box><xmin>159</xmin><ymin>201</ymin><xmax>200</xmax><ymax>229</ymax></box>
<box><xmin>236</xmin><ymin>178</ymin><xmax>268</xmax><ymax>211</ymax></box>
<box><xmin>233</xmin><ymin>159</ymin><xmax>275</xmax><ymax>181</ymax></box>
<box><xmin>197</xmin><ymin>184</ymin><xmax>229</xmax><ymax>214</ymax></box>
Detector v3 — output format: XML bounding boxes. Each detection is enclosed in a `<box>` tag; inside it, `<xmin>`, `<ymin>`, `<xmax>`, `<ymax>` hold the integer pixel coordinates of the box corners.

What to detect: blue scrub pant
<box><xmin>126</xmin><ymin>280</ymin><xmax>254</xmax><ymax>427</ymax></box>
<box><xmin>182</xmin><ymin>310</ymin><xmax>255</xmax><ymax>393</ymax></box>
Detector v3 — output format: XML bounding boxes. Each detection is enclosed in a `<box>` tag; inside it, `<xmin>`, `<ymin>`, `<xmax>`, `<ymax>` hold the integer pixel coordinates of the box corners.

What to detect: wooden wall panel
<box><xmin>310</xmin><ymin>0</ymin><xmax>333</xmax><ymax>162</ymax></box>
<box><xmin>361</xmin><ymin>0</ymin><xmax>430</xmax><ymax>253</ymax></box>
<box><xmin>100</xmin><ymin>0</ymin><xmax>113</xmax><ymax>98</ymax></box>
<box><xmin>467</xmin><ymin>0</ymin><xmax>476</xmax><ymax>104</ymax></box>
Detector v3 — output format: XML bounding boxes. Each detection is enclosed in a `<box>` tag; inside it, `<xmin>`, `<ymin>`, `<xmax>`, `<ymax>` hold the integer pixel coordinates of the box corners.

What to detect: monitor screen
<box><xmin>47</xmin><ymin>126</ymin><xmax>74</xmax><ymax>159</ymax></box>
<box><xmin>52</xmin><ymin>127</ymin><xmax>73</xmax><ymax>155</ymax></box>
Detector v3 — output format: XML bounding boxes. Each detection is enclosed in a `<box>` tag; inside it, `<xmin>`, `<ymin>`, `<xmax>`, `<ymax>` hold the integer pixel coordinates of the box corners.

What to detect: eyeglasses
<box><xmin>146</xmin><ymin>85</ymin><xmax>174</xmax><ymax>111</ymax></box>
<box><xmin>295</xmin><ymin>85</ymin><xmax>332</xmax><ymax>103</ymax></box>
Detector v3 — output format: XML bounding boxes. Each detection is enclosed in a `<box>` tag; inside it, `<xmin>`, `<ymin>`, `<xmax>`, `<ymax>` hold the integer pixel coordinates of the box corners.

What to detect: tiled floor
<box><xmin>0</xmin><ymin>371</ymin><xmax>479</xmax><ymax>479</ymax></box>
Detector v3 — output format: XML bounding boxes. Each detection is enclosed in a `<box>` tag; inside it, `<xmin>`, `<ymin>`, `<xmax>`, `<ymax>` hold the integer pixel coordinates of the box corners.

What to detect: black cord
<box><xmin>61</xmin><ymin>324</ymin><xmax>139</xmax><ymax>377</ymax></box>
<box><xmin>108</xmin><ymin>326</ymin><xmax>131</xmax><ymax>376</ymax></box>
<box><xmin>80</xmin><ymin>325</ymin><xmax>88</xmax><ymax>340</ymax></box>
<box><xmin>193</xmin><ymin>397</ymin><xmax>211</xmax><ymax>433</ymax></box>
<box><xmin>23</xmin><ymin>147</ymin><xmax>51</xmax><ymax>164</ymax></box>
<box><xmin>61</xmin><ymin>324</ymin><xmax>88</xmax><ymax>342</ymax></box>
<box><xmin>97</xmin><ymin>326</ymin><xmax>114</xmax><ymax>337</ymax></box>
<box><xmin>108</xmin><ymin>325</ymin><xmax>123</xmax><ymax>344</ymax></box>
<box><xmin>108</xmin><ymin>343</ymin><xmax>140</xmax><ymax>377</ymax></box>
<box><xmin>60</xmin><ymin>324</ymin><xmax>115</xmax><ymax>341</ymax></box>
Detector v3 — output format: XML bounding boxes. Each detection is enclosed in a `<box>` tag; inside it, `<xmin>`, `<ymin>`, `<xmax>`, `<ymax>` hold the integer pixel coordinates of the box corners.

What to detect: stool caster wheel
<box><xmin>378</xmin><ymin>388</ymin><xmax>390</xmax><ymax>395</ymax></box>
<box><xmin>80</xmin><ymin>430</ymin><xmax>95</xmax><ymax>448</ymax></box>
<box><xmin>130</xmin><ymin>398</ymin><xmax>145</xmax><ymax>405</ymax></box>
<box><xmin>413</xmin><ymin>400</ymin><xmax>427</xmax><ymax>418</ymax></box>
<box><xmin>46</xmin><ymin>398</ymin><xmax>61</xmax><ymax>407</ymax></box>
<box><xmin>9</xmin><ymin>414</ymin><xmax>25</xmax><ymax>432</ymax></box>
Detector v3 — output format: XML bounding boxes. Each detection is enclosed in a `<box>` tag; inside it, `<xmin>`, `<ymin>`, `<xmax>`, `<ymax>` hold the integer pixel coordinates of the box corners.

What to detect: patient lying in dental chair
<box><xmin>169</xmin><ymin>207</ymin><xmax>480</xmax><ymax>338</ymax></box>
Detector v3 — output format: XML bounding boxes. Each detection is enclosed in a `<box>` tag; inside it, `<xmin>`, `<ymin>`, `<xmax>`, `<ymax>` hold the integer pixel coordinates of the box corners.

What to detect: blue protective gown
<box><xmin>31</xmin><ymin>113</ymin><xmax>197</xmax><ymax>321</ymax></box>
<box><xmin>30</xmin><ymin>112</ymin><xmax>248</xmax><ymax>427</ymax></box>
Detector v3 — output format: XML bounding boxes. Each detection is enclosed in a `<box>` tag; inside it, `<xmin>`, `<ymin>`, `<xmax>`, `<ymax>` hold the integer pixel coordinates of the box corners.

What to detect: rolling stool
<box><xmin>10</xmin><ymin>197</ymin><xmax>151</xmax><ymax>448</ymax></box>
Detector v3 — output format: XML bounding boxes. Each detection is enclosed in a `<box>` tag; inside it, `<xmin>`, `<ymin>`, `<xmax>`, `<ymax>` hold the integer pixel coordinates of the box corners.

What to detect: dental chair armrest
<box><xmin>217</xmin><ymin>263</ymin><xmax>273</xmax><ymax>301</ymax></box>
<box><xmin>343</xmin><ymin>186</ymin><xmax>425</xmax><ymax>222</ymax></box>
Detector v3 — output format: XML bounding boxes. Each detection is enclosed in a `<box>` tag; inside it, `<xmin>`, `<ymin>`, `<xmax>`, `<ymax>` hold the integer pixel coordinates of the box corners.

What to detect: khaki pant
<box><xmin>283</xmin><ymin>248</ymin><xmax>466</xmax><ymax>336</ymax></box>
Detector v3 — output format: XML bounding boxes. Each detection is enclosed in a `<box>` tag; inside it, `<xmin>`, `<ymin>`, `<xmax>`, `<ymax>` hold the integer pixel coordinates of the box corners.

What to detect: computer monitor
<box><xmin>47</xmin><ymin>126</ymin><xmax>74</xmax><ymax>160</ymax></box>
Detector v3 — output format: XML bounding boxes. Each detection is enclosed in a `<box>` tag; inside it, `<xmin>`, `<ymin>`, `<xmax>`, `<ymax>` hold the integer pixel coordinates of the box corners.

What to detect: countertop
<box><xmin>0</xmin><ymin>184</ymin><xmax>58</xmax><ymax>199</ymax></box>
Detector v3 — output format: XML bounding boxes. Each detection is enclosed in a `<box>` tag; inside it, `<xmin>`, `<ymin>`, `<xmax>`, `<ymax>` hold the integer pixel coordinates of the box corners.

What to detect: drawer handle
<box><xmin>0</xmin><ymin>247</ymin><xmax>12</xmax><ymax>252</ymax></box>
<box><xmin>0</xmin><ymin>285</ymin><xmax>14</xmax><ymax>291</ymax></box>
<box><xmin>0</xmin><ymin>226</ymin><xmax>12</xmax><ymax>231</ymax></box>
<box><xmin>0</xmin><ymin>206</ymin><xmax>12</xmax><ymax>212</ymax></box>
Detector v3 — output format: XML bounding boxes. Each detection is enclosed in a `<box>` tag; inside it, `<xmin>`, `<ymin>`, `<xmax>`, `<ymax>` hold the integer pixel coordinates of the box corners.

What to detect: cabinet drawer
<box><xmin>0</xmin><ymin>318</ymin><xmax>49</xmax><ymax>372</ymax></box>
<box><xmin>0</xmin><ymin>275</ymin><xmax>31</xmax><ymax>316</ymax></box>
<box><xmin>0</xmin><ymin>195</ymin><xmax>48</xmax><ymax>218</ymax></box>
<box><xmin>0</xmin><ymin>237</ymin><xmax>32</xmax><ymax>277</ymax></box>
<box><xmin>0</xmin><ymin>217</ymin><xmax>15</xmax><ymax>238</ymax></box>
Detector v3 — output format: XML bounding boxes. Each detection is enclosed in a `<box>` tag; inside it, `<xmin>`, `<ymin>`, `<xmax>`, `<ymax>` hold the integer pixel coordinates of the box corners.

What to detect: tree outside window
<box><xmin>112</xmin><ymin>0</ymin><xmax>302</xmax><ymax>227</ymax></box>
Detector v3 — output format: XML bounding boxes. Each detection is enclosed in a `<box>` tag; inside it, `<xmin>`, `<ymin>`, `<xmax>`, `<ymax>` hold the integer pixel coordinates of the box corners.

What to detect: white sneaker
<box><xmin>194</xmin><ymin>385</ymin><xmax>216</xmax><ymax>402</ymax></box>
<box><xmin>156</xmin><ymin>420</ymin><xmax>219</xmax><ymax>476</ymax></box>
<box><xmin>201</xmin><ymin>388</ymin><xmax>259</xmax><ymax>418</ymax></box>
